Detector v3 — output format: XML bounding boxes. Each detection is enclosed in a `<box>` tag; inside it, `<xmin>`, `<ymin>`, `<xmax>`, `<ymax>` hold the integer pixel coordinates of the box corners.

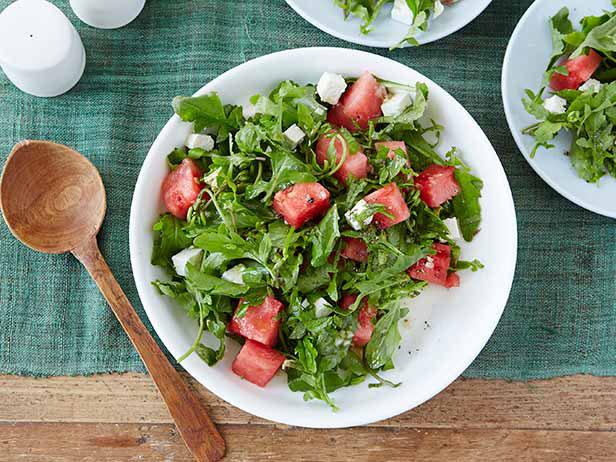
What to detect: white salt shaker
<box><xmin>70</xmin><ymin>0</ymin><xmax>146</xmax><ymax>29</ymax></box>
<box><xmin>0</xmin><ymin>0</ymin><xmax>86</xmax><ymax>97</ymax></box>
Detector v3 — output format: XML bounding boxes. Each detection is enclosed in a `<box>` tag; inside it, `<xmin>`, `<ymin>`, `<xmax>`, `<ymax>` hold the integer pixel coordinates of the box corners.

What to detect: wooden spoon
<box><xmin>0</xmin><ymin>140</ymin><xmax>226</xmax><ymax>462</ymax></box>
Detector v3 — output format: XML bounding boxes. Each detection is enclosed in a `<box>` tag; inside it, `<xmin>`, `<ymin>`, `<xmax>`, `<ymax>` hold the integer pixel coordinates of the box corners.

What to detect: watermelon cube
<box><xmin>273</xmin><ymin>182</ymin><xmax>330</xmax><ymax>229</ymax></box>
<box><xmin>228</xmin><ymin>295</ymin><xmax>285</xmax><ymax>347</ymax></box>
<box><xmin>316</xmin><ymin>130</ymin><xmax>369</xmax><ymax>185</ymax></box>
<box><xmin>340</xmin><ymin>237</ymin><xmax>368</xmax><ymax>263</ymax></box>
<box><xmin>231</xmin><ymin>340</ymin><xmax>286</xmax><ymax>387</ymax></box>
<box><xmin>414</xmin><ymin>164</ymin><xmax>461</xmax><ymax>208</ymax></box>
<box><xmin>363</xmin><ymin>183</ymin><xmax>410</xmax><ymax>229</ymax></box>
<box><xmin>407</xmin><ymin>243</ymin><xmax>452</xmax><ymax>286</ymax></box>
<box><xmin>327</xmin><ymin>72</ymin><xmax>386</xmax><ymax>131</ymax></box>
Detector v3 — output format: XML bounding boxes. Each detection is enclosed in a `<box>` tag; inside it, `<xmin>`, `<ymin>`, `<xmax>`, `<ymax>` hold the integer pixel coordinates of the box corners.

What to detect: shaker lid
<box><xmin>0</xmin><ymin>0</ymin><xmax>73</xmax><ymax>71</ymax></box>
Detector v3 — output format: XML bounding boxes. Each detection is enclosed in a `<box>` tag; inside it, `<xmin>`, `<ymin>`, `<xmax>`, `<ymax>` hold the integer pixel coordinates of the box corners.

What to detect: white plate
<box><xmin>130</xmin><ymin>47</ymin><xmax>517</xmax><ymax>428</ymax></box>
<box><xmin>285</xmin><ymin>0</ymin><xmax>492</xmax><ymax>48</ymax></box>
<box><xmin>503</xmin><ymin>0</ymin><xmax>616</xmax><ymax>219</ymax></box>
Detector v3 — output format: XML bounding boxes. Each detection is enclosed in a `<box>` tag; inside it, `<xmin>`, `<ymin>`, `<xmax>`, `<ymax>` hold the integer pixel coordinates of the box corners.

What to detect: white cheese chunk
<box><xmin>443</xmin><ymin>217</ymin><xmax>460</xmax><ymax>240</ymax></box>
<box><xmin>579</xmin><ymin>78</ymin><xmax>602</xmax><ymax>93</ymax></box>
<box><xmin>433</xmin><ymin>0</ymin><xmax>445</xmax><ymax>18</ymax></box>
<box><xmin>221</xmin><ymin>264</ymin><xmax>246</xmax><ymax>285</ymax></box>
<box><xmin>317</xmin><ymin>72</ymin><xmax>347</xmax><ymax>105</ymax></box>
<box><xmin>243</xmin><ymin>104</ymin><xmax>257</xmax><ymax>119</ymax></box>
<box><xmin>283</xmin><ymin>124</ymin><xmax>306</xmax><ymax>149</ymax></box>
<box><xmin>314</xmin><ymin>297</ymin><xmax>333</xmax><ymax>318</ymax></box>
<box><xmin>345</xmin><ymin>199</ymin><xmax>374</xmax><ymax>231</ymax></box>
<box><xmin>172</xmin><ymin>247</ymin><xmax>203</xmax><ymax>277</ymax></box>
<box><xmin>202</xmin><ymin>167</ymin><xmax>222</xmax><ymax>193</ymax></box>
<box><xmin>391</xmin><ymin>0</ymin><xmax>414</xmax><ymax>25</ymax></box>
<box><xmin>543</xmin><ymin>95</ymin><xmax>567</xmax><ymax>114</ymax></box>
<box><xmin>381</xmin><ymin>91</ymin><xmax>413</xmax><ymax>117</ymax></box>
<box><xmin>185</xmin><ymin>133</ymin><xmax>215</xmax><ymax>151</ymax></box>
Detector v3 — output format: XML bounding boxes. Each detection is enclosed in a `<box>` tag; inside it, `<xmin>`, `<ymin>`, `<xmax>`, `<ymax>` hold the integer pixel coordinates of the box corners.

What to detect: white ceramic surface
<box><xmin>130</xmin><ymin>48</ymin><xmax>517</xmax><ymax>428</ymax></box>
<box><xmin>285</xmin><ymin>0</ymin><xmax>492</xmax><ymax>48</ymax></box>
<box><xmin>0</xmin><ymin>0</ymin><xmax>85</xmax><ymax>97</ymax></box>
<box><xmin>70</xmin><ymin>0</ymin><xmax>145</xmax><ymax>29</ymax></box>
<box><xmin>502</xmin><ymin>0</ymin><xmax>616</xmax><ymax>218</ymax></box>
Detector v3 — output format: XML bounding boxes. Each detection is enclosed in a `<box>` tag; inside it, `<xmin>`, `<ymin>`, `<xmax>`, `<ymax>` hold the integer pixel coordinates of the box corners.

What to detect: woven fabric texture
<box><xmin>0</xmin><ymin>0</ymin><xmax>614</xmax><ymax>378</ymax></box>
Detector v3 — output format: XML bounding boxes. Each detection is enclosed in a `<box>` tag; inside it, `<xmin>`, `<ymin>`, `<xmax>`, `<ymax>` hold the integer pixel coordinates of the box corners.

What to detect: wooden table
<box><xmin>1</xmin><ymin>373</ymin><xmax>615</xmax><ymax>461</ymax></box>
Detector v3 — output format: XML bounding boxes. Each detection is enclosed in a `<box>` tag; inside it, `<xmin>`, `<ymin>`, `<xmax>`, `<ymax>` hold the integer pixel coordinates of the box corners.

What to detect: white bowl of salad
<box><xmin>130</xmin><ymin>47</ymin><xmax>516</xmax><ymax>428</ymax></box>
<box><xmin>503</xmin><ymin>0</ymin><xmax>616</xmax><ymax>218</ymax></box>
<box><xmin>285</xmin><ymin>0</ymin><xmax>493</xmax><ymax>48</ymax></box>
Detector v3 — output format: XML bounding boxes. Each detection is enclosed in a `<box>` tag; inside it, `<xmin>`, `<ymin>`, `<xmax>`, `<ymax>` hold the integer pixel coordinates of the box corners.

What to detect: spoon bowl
<box><xmin>0</xmin><ymin>140</ymin><xmax>106</xmax><ymax>253</ymax></box>
<box><xmin>0</xmin><ymin>140</ymin><xmax>225</xmax><ymax>462</ymax></box>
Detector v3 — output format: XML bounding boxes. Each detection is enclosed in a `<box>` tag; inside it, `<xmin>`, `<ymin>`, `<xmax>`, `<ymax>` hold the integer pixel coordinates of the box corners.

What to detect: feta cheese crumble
<box><xmin>185</xmin><ymin>133</ymin><xmax>215</xmax><ymax>151</ymax></box>
<box><xmin>391</xmin><ymin>0</ymin><xmax>414</xmax><ymax>25</ymax></box>
<box><xmin>543</xmin><ymin>95</ymin><xmax>567</xmax><ymax>114</ymax></box>
<box><xmin>443</xmin><ymin>217</ymin><xmax>460</xmax><ymax>240</ymax></box>
<box><xmin>221</xmin><ymin>264</ymin><xmax>246</xmax><ymax>285</ymax></box>
<box><xmin>317</xmin><ymin>72</ymin><xmax>347</xmax><ymax>105</ymax></box>
<box><xmin>283</xmin><ymin>124</ymin><xmax>306</xmax><ymax>149</ymax></box>
<box><xmin>381</xmin><ymin>91</ymin><xmax>412</xmax><ymax>117</ymax></box>
<box><xmin>172</xmin><ymin>247</ymin><xmax>203</xmax><ymax>277</ymax></box>
<box><xmin>345</xmin><ymin>199</ymin><xmax>374</xmax><ymax>231</ymax></box>
<box><xmin>579</xmin><ymin>78</ymin><xmax>602</xmax><ymax>93</ymax></box>
<box><xmin>202</xmin><ymin>167</ymin><xmax>222</xmax><ymax>193</ymax></box>
<box><xmin>243</xmin><ymin>104</ymin><xmax>257</xmax><ymax>119</ymax></box>
<box><xmin>314</xmin><ymin>297</ymin><xmax>333</xmax><ymax>318</ymax></box>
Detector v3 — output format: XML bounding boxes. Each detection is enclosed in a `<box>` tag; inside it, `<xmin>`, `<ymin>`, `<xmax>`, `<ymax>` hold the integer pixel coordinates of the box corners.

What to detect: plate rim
<box><xmin>501</xmin><ymin>0</ymin><xmax>616</xmax><ymax>219</ymax></box>
<box><xmin>284</xmin><ymin>0</ymin><xmax>493</xmax><ymax>48</ymax></box>
<box><xmin>129</xmin><ymin>46</ymin><xmax>518</xmax><ymax>428</ymax></box>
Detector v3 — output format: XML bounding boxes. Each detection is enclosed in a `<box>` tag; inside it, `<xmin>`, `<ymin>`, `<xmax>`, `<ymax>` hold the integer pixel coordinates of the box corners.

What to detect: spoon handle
<box><xmin>72</xmin><ymin>237</ymin><xmax>226</xmax><ymax>462</ymax></box>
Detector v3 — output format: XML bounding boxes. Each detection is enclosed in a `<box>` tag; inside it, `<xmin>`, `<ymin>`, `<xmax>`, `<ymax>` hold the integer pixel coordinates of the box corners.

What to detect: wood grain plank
<box><xmin>1</xmin><ymin>374</ymin><xmax>615</xmax><ymax>430</ymax></box>
<box><xmin>2</xmin><ymin>422</ymin><xmax>615</xmax><ymax>462</ymax></box>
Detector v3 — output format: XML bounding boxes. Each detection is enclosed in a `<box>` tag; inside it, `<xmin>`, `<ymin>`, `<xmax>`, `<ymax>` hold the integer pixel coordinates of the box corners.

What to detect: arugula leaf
<box><xmin>151</xmin><ymin>215</ymin><xmax>193</xmax><ymax>269</ymax></box>
<box><xmin>310</xmin><ymin>204</ymin><xmax>341</xmax><ymax>267</ymax></box>
<box><xmin>548</xmin><ymin>8</ymin><xmax>574</xmax><ymax>67</ymax></box>
<box><xmin>365</xmin><ymin>302</ymin><xmax>409</xmax><ymax>370</ymax></box>
<box><xmin>246</xmin><ymin>149</ymin><xmax>316</xmax><ymax>201</ymax></box>
<box><xmin>173</xmin><ymin>93</ymin><xmax>239</xmax><ymax>134</ymax></box>
<box><xmin>571</xmin><ymin>14</ymin><xmax>616</xmax><ymax>57</ymax></box>
<box><xmin>186</xmin><ymin>264</ymin><xmax>249</xmax><ymax>297</ymax></box>
<box><xmin>452</xmin><ymin>168</ymin><xmax>484</xmax><ymax>242</ymax></box>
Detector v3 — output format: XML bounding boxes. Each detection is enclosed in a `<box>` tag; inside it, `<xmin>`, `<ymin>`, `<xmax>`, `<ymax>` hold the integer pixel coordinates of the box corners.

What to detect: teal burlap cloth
<box><xmin>0</xmin><ymin>0</ymin><xmax>615</xmax><ymax>378</ymax></box>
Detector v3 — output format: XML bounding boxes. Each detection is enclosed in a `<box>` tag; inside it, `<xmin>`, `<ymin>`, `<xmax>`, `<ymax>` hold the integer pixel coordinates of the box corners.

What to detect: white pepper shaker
<box><xmin>70</xmin><ymin>0</ymin><xmax>146</xmax><ymax>29</ymax></box>
<box><xmin>0</xmin><ymin>0</ymin><xmax>86</xmax><ymax>97</ymax></box>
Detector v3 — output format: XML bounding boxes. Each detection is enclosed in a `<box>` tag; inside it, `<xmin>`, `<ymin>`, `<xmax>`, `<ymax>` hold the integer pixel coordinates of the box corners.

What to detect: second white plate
<box><xmin>285</xmin><ymin>0</ymin><xmax>493</xmax><ymax>48</ymax></box>
<box><xmin>502</xmin><ymin>0</ymin><xmax>616</xmax><ymax>218</ymax></box>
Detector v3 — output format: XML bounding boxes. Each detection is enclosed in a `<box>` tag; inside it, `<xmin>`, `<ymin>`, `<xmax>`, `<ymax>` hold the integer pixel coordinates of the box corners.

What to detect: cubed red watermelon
<box><xmin>444</xmin><ymin>272</ymin><xmax>460</xmax><ymax>289</ymax></box>
<box><xmin>273</xmin><ymin>182</ymin><xmax>330</xmax><ymax>229</ymax></box>
<box><xmin>327</xmin><ymin>72</ymin><xmax>386</xmax><ymax>132</ymax></box>
<box><xmin>162</xmin><ymin>158</ymin><xmax>206</xmax><ymax>219</ymax></box>
<box><xmin>407</xmin><ymin>243</ymin><xmax>452</xmax><ymax>286</ymax></box>
<box><xmin>550</xmin><ymin>49</ymin><xmax>603</xmax><ymax>91</ymax></box>
<box><xmin>316</xmin><ymin>130</ymin><xmax>370</xmax><ymax>186</ymax></box>
<box><xmin>363</xmin><ymin>183</ymin><xmax>410</xmax><ymax>229</ymax></box>
<box><xmin>231</xmin><ymin>339</ymin><xmax>286</xmax><ymax>387</ymax></box>
<box><xmin>339</xmin><ymin>294</ymin><xmax>377</xmax><ymax>347</ymax></box>
<box><xmin>375</xmin><ymin>141</ymin><xmax>408</xmax><ymax>161</ymax></box>
<box><xmin>414</xmin><ymin>164</ymin><xmax>461</xmax><ymax>208</ymax></box>
<box><xmin>340</xmin><ymin>237</ymin><xmax>368</xmax><ymax>263</ymax></box>
<box><xmin>228</xmin><ymin>295</ymin><xmax>285</xmax><ymax>347</ymax></box>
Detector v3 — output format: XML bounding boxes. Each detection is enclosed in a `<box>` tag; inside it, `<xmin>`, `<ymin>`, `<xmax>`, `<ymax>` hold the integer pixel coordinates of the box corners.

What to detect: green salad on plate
<box><xmin>523</xmin><ymin>3</ymin><xmax>616</xmax><ymax>183</ymax></box>
<box><xmin>151</xmin><ymin>70</ymin><xmax>483</xmax><ymax>409</ymax></box>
